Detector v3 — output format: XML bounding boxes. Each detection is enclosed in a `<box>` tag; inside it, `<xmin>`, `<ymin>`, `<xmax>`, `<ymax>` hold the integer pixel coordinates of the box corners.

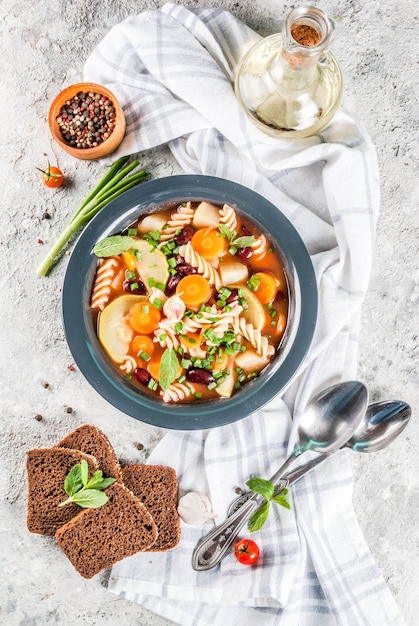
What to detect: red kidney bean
<box><xmin>186</xmin><ymin>368</ymin><xmax>215</xmax><ymax>385</ymax></box>
<box><xmin>123</xmin><ymin>279</ymin><xmax>146</xmax><ymax>295</ymax></box>
<box><xmin>236</xmin><ymin>246</ymin><xmax>253</xmax><ymax>260</ymax></box>
<box><xmin>176</xmin><ymin>263</ymin><xmax>197</xmax><ymax>276</ymax></box>
<box><xmin>225</xmin><ymin>288</ymin><xmax>239</xmax><ymax>304</ymax></box>
<box><xmin>166</xmin><ymin>274</ymin><xmax>181</xmax><ymax>294</ymax></box>
<box><xmin>134</xmin><ymin>368</ymin><xmax>151</xmax><ymax>386</ymax></box>
<box><xmin>276</xmin><ymin>290</ymin><xmax>285</xmax><ymax>302</ymax></box>
<box><xmin>174</xmin><ymin>224</ymin><xmax>195</xmax><ymax>244</ymax></box>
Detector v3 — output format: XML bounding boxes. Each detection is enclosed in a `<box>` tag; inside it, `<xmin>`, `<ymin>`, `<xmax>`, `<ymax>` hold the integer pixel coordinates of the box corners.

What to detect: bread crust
<box><xmin>56</xmin><ymin>424</ymin><xmax>122</xmax><ymax>481</ymax></box>
<box><xmin>26</xmin><ymin>448</ymin><xmax>99</xmax><ymax>536</ymax></box>
<box><xmin>55</xmin><ymin>483</ymin><xmax>158</xmax><ymax>578</ymax></box>
<box><xmin>121</xmin><ymin>464</ymin><xmax>181</xmax><ymax>551</ymax></box>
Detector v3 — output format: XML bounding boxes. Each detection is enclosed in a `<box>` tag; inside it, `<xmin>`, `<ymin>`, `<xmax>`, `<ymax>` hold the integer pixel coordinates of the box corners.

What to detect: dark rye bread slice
<box><xmin>55</xmin><ymin>482</ymin><xmax>158</xmax><ymax>578</ymax></box>
<box><xmin>121</xmin><ymin>464</ymin><xmax>181</xmax><ymax>552</ymax></box>
<box><xmin>56</xmin><ymin>424</ymin><xmax>122</xmax><ymax>481</ymax></box>
<box><xmin>26</xmin><ymin>448</ymin><xmax>99</xmax><ymax>536</ymax></box>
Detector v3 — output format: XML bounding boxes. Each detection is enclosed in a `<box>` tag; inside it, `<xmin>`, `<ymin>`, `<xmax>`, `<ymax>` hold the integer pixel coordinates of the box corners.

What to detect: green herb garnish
<box><xmin>58</xmin><ymin>460</ymin><xmax>116</xmax><ymax>509</ymax></box>
<box><xmin>159</xmin><ymin>348</ymin><xmax>179</xmax><ymax>391</ymax></box>
<box><xmin>36</xmin><ymin>157</ymin><xmax>148</xmax><ymax>275</ymax></box>
<box><xmin>217</xmin><ymin>224</ymin><xmax>256</xmax><ymax>250</ymax></box>
<box><xmin>93</xmin><ymin>235</ymin><xmax>136</xmax><ymax>258</ymax></box>
<box><xmin>246</xmin><ymin>477</ymin><xmax>291</xmax><ymax>532</ymax></box>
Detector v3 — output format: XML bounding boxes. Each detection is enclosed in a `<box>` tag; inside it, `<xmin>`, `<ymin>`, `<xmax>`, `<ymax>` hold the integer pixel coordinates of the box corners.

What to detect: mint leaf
<box><xmin>85</xmin><ymin>471</ymin><xmax>116</xmax><ymax>491</ymax></box>
<box><xmin>245</xmin><ymin>478</ymin><xmax>291</xmax><ymax>532</ymax></box>
<box><xmin>59</xmin><ymin>462</ymin><xmax>115</xmax><ymax>509</ymax></box>
<box><xmin>273</xmin><ymin>494</ymin><xmax>291</xmax><ymax>509</ymax></box>
<box><xmin>272</xmin><ymin>488</ymin><xmax>291</xmax><ymax>510</ymax></box>
<box><xmin>248</xmin><ymin>501</ymin><xmax>270</xmax><ymax>532</ymax></box>
<box><xmin>71</xmin><ymin>489</ymin><xmax>109</xmax><ymax>509</ymax></box>
<box><xmin>246</xmin><ymin>477</ymin><xmax>275</xmax><ymax>500</ymax></box>
<box><xmin>80</xmin><ymin>459</ymin><xmax>89</xmax><ymax>487</ymax></box>
<box><xmin>64</xmin><ymin>463</ymin><xmax>82</xmax><ymax>496</ymax></box>
<box><xmin>159</xmin><ymin>348</ymin><xmax>179</xmax><ymax>391</ymax></box>
<box><xmin>231</xmin><ymin>236</ymin><xmax>255</xmax><ymax>249</ymax></box>
<box><xmin>93</xmin><ymin>235</ymin><xmax>136</xmax><ymax>257</ymax></box>
<box><xmin>218</xmin><ymin>224</ymin><xmax>236</xmax><ymax>242</ymax></box>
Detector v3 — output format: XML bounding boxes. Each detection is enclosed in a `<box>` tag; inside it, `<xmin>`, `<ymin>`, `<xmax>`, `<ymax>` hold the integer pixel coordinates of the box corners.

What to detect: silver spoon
<box><xmin>191</xmin><ymin>380</ymin><xmax>368</xmax><ymax>571</ymax></box>
<box><xmin>227</xmin><ymin>399</ymin><xmax>411</xmax><ymax>515</ymax></box>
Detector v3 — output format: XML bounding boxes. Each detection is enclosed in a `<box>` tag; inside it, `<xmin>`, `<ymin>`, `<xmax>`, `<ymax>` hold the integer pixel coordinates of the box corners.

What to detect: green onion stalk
<box><xmin>36</xmin><ymin>157</ymin><xmax>148</xmax><ymax>276</ymax></box>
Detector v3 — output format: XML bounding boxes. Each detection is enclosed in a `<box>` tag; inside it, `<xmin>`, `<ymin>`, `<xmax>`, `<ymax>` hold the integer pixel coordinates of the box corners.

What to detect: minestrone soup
<box><xmin>90</xmin><ymin>200</ymin><xmax>288</xmax><ymax>403</ymax></box>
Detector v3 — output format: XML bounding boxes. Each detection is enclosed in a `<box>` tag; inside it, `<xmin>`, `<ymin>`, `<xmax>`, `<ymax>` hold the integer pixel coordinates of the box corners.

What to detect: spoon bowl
<box><xmin>227</xmin><ymin>399</ymin><xmax>411</xmax><ymax>516</ymax></box>
<box><xmin>269</xmin><ymin>380</ymin><xmax>368</xmax><ymax>483</ymax></box>
<box><xmin>347</xmin><ymin>400</ymin><xmax>411</xmax><ymax>452</ymax></box>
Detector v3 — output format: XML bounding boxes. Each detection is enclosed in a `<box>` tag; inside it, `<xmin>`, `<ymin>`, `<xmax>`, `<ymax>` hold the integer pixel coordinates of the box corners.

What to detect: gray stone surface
<box><xmin>0</xmin><ymin>1</ymin><xmax>417</xmax><ymax>625</ymax></box>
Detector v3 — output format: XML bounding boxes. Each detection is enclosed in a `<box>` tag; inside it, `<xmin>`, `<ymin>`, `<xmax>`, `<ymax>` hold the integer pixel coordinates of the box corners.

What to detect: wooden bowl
<box><xmin>48</xmin><ymin>82</ymin><xmax>126</xmax><ymax>160</ymax></box>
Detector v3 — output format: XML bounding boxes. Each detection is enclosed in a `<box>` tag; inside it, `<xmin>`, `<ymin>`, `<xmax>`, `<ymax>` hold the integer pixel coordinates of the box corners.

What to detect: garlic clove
<box><xmin>177</xmin><ymin>491</ymin><xmax>218</xmax><ymax>525</ymax></box>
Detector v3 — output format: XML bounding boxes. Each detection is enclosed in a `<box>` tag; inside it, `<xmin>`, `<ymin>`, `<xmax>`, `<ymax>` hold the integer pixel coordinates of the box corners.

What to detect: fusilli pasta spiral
<box><xmin>219</xmin><ymin>203</ymin><xmax>237</xmax><ymax>232</ymax></box>
<box><xmin>251</xmin><ymin>234</ymin><xmax>269</xmax><ymax>259</ymax></box>
<box><xmin>161</xmin><ymin>382</ymin><xmax>195</xmax><ymax>403</ymax></box>
<box><xmin>178</xmin><ymin>242</ymin><xmax>222</xmax><ymax>289</ymax></box>
<box><xmin>119</xmin><ymin>355</ymin><xmax>137</xmax><ymax>374</ymax></box>
<box><xmin>90</xmin><ymin>258</ymin><xmax>119</xmax><ymax>310</ymax></box>
<box><xmin>154</xmin><ymin>319</ymin><xmax>181</xmax><ymax>350</ymax></box>
<box><xmin>158</xmin><ymin>203</ymin><xmax>194</xmax><ymax>244</ymax></box>
<box><xmin>233</xmin><ymin>317</ymin><xmax>275</xmax><ymax>359</ymax></box>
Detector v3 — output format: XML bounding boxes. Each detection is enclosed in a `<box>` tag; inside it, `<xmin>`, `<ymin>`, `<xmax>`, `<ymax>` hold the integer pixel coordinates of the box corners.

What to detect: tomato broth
<box><xmin>90</xmin><ymin>201</ymin><xmax>289</xmax><ymax>403</ymax></box>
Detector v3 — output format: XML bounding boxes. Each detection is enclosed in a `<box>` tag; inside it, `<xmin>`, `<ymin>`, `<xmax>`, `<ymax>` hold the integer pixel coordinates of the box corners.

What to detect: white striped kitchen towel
<box><xmin>84</xmin><ymin>4</ymin><xmax>405</xmax><ymax>625</ymax></box>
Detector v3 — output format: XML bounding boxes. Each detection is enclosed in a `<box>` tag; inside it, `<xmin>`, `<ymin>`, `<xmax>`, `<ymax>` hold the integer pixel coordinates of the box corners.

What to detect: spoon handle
<box><xmin>227</xmin><ymin>451</ymin><xmax>334</xmax><ymax>515</ymax></box>
<box><xmin>191</xmin><ymin>479</ymin><xmax>288</xmax><ymax>571</ymax></box>
<box><xmin>192</xmin><ymin>454</ymin><xmax>336</xmax><ymax>571</ymax></box>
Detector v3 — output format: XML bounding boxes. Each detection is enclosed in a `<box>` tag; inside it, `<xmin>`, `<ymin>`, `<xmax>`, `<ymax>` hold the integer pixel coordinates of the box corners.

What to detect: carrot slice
<box><xmin>147</xmin><ymin>359</ymin><xmax>161</xmax><ymax>382</ymax></box>
<box><xmin>176</xmin><ymin>275</ymin><xmax>212</xmax><ymax>308</ymax></box>
<box><xmin>121</xmin><ymin>250</ymin><xmax>137</xmax><ymax>271</ymax></box>
<box><xmin>252</xmin><ymin>272</ymin><xmax>280</xmax><ymax>305</ymax></box>
<box><xmin>129</xmin><ymin>301</ymin><xmax>161</xmax><ymax>334</ymax></box>
<box><xmin>191</xmin><ymin>228</ymin><xmax>227</xmax><ymax>261</ymax></box>
<box><xmin>131</xmin><ymin>334</ymin><xmax>155</xmax><ymax>358</ymax></box>
<box><xmin>180</xmin><ymin>332</ymin><xmax>202</xmax><ymax>351</ymax></box>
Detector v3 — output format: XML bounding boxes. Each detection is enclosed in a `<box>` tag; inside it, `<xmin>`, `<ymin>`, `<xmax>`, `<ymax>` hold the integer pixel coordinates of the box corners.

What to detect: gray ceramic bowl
<box><xmin>62</xmin><ymin>175</ymin><xmax>317</xmax><ymax>430</ymax></box>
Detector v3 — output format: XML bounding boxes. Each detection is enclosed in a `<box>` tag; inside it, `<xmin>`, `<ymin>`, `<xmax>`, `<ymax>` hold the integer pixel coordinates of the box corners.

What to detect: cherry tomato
<box><xmin>37</xmin><ymin>163</ymin><xmax>64</xmax><ymax>188</ymax></box>
<box><xmin>234</xmin><ymin>539</ymin><xmax>260</xmax><ymax>565</ymax></box>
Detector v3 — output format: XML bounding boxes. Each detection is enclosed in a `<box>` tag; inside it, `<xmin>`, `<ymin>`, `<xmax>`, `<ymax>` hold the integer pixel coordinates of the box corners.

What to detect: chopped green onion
<box><xmin>247</xmin><ymin>275</ymin><xmax>262</xmax><ymax>291</ymax></box>
<box><xmin>207</xmin><ymin>382</ymin><xmax>217</xmax><ymax>391</ymax></box>
<box><xmin>142</xmin><ymin>305</ymin><xmax>149</xmax><ymax>314</ymax></box>
<box><xmin>126</xmin><ymin>270</ymin><xmax>136</xmax><ymax>280</ymax></box>
<box><xmin>148</xmin><ymin>378</ymin><xmax>158</xmax><ymax>391</ymax></box>
<box><xmin>128</xmin><ymin>228</ymin><xmax>138</xmax><ymax>236</ymax></box>
<box><xmin>181</xmin><ymin>358</ymin><xmax>191</xmax><ymax>369</ymax></box>
<box><xmin>194</xmin><ymin>392</ymin><xmax>203</xmax><ymax>399</ymax></box>
<box><xmin>36</xmin><ymin>157</ymin><xmax>149</xmax><ymax>276</ymax></box>
<box><xmin>159</xmin><ymin>333</ymin><xmax>167</xmax><ymax>341</ymax></box>
<box><xmin>177</xmin><ymin>375</ymin><xmax>186</xmax><ymax>384</ymax></box>
<box><xmin>148</xmin><ymin>278</ymin><xmax>155</xmax><ymax>288</ymax></box>
<box><xmin>152</xmin><ymin>298</ymin><xmax>163</xmax><ymax>310</ymax></box>
<box><xmin>138</xmin><ymin>351</ymin><xmax>151</xmax><ymax>361</ymax></box>
<box><xmin>129</xmin><ymin>282</ymin><xmax>139</xmax><ymax>292</ymax></box>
